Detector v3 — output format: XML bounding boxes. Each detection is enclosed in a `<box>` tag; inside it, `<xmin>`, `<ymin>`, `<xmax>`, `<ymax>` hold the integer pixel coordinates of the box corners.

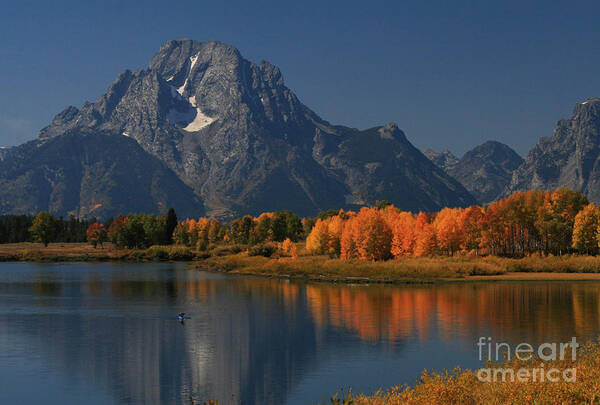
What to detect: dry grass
<box><xmin>346</xmin><ymin>340</ymin><xmax>600</xmax><ymax>405</ymax></box>
<box><xmin>201</xmin><ymin>253</ymin><xmax>506</xmax><ymax>283</ymax></box>
<box><xmin>496</xmin><ymin>255</ymin><xmax>600</xmax><ymax>273</ymax></box>
<box><xmin>200</xmin><ymin>248</ymin><xmax>600</xmax><ymax>283</ymax></box>
<box><xmin>0</xmin><ymin>242</ymin><xmax>193</xmax><ymax>262</ymax></box>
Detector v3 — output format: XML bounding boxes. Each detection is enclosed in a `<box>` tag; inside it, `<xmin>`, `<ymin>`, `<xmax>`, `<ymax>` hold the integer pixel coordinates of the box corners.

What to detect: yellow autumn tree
<box><xmin>279</xmin><ymin>237</ymin><xmax>298</xmax><ymax>259</ymax></box>
<box><xmin>571</xmin><ymin>203</ymin><xmax>599</xmax><ymax>254</ymax></box>
<box><xmin>306</xmin><ymin>219</ymin><xmax>330</xmax><ymax>254</ymax></box>
<box><xmin>326</xmin><ymin>215</ymin><xmax>345</xmax><ymax>256</ymax></box>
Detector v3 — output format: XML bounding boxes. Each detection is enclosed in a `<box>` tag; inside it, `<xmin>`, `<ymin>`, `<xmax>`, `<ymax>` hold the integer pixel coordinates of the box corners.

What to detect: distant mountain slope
<box><xmin>423</xmin><ymin>142</ymin><xmax>522</xmax><ymax>203</ymax></box>
<box><xmin>316</xmin><ymin>124</ymin><xmax>475</xmax><ymax>211</ymax></box>
<box><xmin>1</xmin><ymin>39</ymin><xmax>476</xmax><ymax>218</ymax></box>
<box><xmin>0</xmin><ymin>130</ymin><xmax>203</xmax><ymax>218</ymax></box>
<box><xmin>506</xmin><ymin>99</ymin><xmax>600</xmax><ymax>201</ymax></box>
<box><xmin>448</xmin><ymin>141</ymin><xmax>523</xmax><ymax>203</ymax></box>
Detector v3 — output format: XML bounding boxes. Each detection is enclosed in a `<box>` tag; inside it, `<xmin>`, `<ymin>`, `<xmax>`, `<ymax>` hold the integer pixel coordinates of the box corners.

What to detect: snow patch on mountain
<box><xmin>167</xmin><ymin>94</ymin><xmax>215</xmax><ymax>132</ymax></box>
<box><xmin>183</xmin><ymin>110</ymin><xmax>215</xmax><ymax>132</ymax></box>
<box><xmin>176</xmin><ymin>53</ymin><xmax>199</xmax><ymax>96</ymax></box>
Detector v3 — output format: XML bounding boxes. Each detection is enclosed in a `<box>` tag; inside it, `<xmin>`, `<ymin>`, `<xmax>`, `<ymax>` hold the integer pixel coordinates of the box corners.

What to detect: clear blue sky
<box><xmin>1</xmin><ymin>0</ymin><xmax>599</xmax><ymax>156</ymax></box>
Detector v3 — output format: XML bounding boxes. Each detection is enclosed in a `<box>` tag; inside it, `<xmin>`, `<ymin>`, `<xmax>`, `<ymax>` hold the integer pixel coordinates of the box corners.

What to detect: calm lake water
<box><xmin>1</xmin><ymin>262</ymin><xmax>600</xmax><ymax>404</ymax></box>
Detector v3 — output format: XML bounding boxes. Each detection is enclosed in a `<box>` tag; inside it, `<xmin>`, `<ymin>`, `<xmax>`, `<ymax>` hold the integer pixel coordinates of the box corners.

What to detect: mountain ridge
<box><xmin>1</xmin><ymin>39</ymin><xmax>477</xmax><ymax>218</ymax></box>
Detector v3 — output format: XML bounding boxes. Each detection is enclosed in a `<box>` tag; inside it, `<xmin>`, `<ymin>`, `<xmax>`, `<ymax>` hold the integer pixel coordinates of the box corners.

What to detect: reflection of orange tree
<box><xmin>571</xmin><ymin>285</ymin><xmax>600</xmax><ymax>336</ymax></box>
<box><xmin>181</xmin><ymin>277</ymin><xmax>300</xmax><ymax>307</ymax></box>
<box><xmin>104</xmin><ymin>275</ymin><xmax>600</xmax><ymax>346</ymax></box>
<box><xmin>305</xmin><ymin>285</ymin><xmax>438</xmax><ymax>342</ymax></box>
<box><xmin>304</xmin><ymin>283</ymin><xmax>600</xmax><ymax>345</ymax></box>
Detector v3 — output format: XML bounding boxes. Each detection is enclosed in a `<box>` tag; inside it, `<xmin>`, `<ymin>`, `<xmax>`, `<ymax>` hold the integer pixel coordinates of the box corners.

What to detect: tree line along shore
<box><xmin>4</xmin><ymin>188</ymin><xmax>600</xmax><ymax>281</ymax></box>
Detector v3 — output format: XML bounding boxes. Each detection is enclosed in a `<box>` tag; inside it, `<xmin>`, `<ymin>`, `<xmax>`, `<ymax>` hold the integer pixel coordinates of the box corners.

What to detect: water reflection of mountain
<box><xmin>1</xmin><ymin>264</ymin><xmax>600</xmax><ymax>405</ymax></box>
<box><xmin>0</xmin><ymin>267</ymin><xmax>324</xmax><ymax>404</ymax></box>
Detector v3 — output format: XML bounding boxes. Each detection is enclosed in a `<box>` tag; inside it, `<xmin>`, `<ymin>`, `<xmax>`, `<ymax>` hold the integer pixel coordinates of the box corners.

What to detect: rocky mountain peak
<box><xmin>505</xmin><ymin>98</ymin><xmax>600</xmax><ymax>202</ymax></box>
<box><xmin>1</xmin><ymin>39</ymin><xmax>477</xmax><ymax>219</ymax></box>
<box><xmin>571</xmin><ymin>98</ymin><xmax>600</xmax><ymax>129</ymax></box>
<box><xmin>464</xmin><ymin>140</ymin><xmax>522</xmax><ymax>163</ymax></box>
<box><xmin>377</xmin><ymin>122</ymin><xmax>406</xmax><ymax>141</ymax></box>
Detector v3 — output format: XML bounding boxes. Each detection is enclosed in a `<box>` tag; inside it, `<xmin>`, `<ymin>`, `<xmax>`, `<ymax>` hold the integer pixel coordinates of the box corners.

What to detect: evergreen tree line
<box><xmin>0</xmin><ymin>214</ymin><xmax>93</xmax><ymax>244</ymax></box>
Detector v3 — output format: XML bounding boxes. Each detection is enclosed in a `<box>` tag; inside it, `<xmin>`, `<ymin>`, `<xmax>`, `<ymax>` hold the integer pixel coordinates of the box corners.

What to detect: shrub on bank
<box><xmin>132</xmin><ymin>245</ymin><xmax>194</xmax><ymax>261</ymax></box>
<box><xmin>248</xmin><ymin>243</ymin><xmax>276</xmax><ymax>257</ymax></box>
<box><xmin>347</xmin><ymin>340</ymin><xmax>600</xmax><ymax>404</ymax></box>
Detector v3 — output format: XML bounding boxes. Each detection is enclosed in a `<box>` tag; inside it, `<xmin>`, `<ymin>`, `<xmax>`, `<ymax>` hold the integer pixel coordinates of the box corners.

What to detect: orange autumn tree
<box><xmin>340</xmin><ymin>218</ymin><xmax>358</xmax><ymax>260</ymax></box>
<box><xmin>413</xmin><ymin>213</ymin><xmax>437</xmax><ymax>257</ymax></box>
<box><xmin>341</xmin><ymin>207</ymin><xmax>392</xmax><ymax>261</ymax></box>
<box><xmin>391</xmin><ymin>211</ymin><xmax>416</xmax><ymax>257</ymax></box>
<box><xmin>86</xmin><ymin>222</ymin><xmax>108</xmax><ymax>248</ymax></box>
<box><xmin>433</xmin><ymin>207</ymin><xmax>464</xmax><ymax>256</ymax></box>
<box><xmin>459</xmin><ymin>206</ymin><xmax>485</xmax><ymax>254</ymax></box>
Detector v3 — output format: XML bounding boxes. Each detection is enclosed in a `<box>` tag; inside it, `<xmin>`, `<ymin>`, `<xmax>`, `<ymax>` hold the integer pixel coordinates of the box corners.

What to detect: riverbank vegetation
<box><xmin>335</xmin><ymin>339</ymin><xmax>600</xmax><ymax>404</ymax></box>
<box><xmin>6</xmin><ymin>188</ymin><xmax>600</xmax><ymax>280</ymax></box>
<box><xmin>0</xmin><ymin>242</ymin><xmax>194</xmax><ymax>262</ymax></box>
<box><xmin>201</xmin><ymin>250</ymin><xmax>600</xmax><ymax>282</ymax></box>
<box><xmin>6</xmin><ymin>241</ymin><xmax>600</xmax><ymax>282</ymax></box>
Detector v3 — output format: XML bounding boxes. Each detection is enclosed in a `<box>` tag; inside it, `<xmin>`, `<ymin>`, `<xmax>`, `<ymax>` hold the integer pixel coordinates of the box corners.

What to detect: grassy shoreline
<box><xmin>329</xmin><ymin>339</ymin><xmax>600</xmax><ymax>404</ymax></box>
<box><xmin>198</xmin><ymin>252</ymin><xmax>600</xmax><ymax>283</ymax></box>
<box><xmin>5</xmin><ymin>243</ymin><xmax>600</xmax><ymax>283</ymax></box>
<box><xmin>0</xmin><ymin>242</ymin><xmax>196</xmax><ymax>262</ymax></box>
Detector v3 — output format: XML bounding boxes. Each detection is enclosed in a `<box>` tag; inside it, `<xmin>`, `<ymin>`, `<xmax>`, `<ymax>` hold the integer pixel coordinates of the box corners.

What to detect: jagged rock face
<box><xmin>0</xmin><ymin>130</ymin><xmax>203</xmax><ymax>218</ymax></box>
<box><xmin>447</xmin><ymin>141</ymin><xmax>523</xmax><ymax>203</ymax></box>
<box><xmin>11</xmin><ymin>39</ymin><xmax>476</xmax><ymax>218</ymax></box>
<box><xmin>506</xmin><ymin>99</ymin><xmax>600</xmax><ymax>201</ymax></box>
<box><xmin>422</xmin><ymin>149</ymin><xmax>459</xmax><ymax>172</ymax></box>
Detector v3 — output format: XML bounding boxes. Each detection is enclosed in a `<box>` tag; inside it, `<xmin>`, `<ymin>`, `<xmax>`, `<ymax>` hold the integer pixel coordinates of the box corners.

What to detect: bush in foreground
<box><xmin>345</xmin><ymin>340</ymin><xmax>600</xmax><ymax>404</ymax></box>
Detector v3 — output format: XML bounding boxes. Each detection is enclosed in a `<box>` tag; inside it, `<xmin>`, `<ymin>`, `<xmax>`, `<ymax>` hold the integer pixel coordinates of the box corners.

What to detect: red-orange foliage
<box><xmin>433</xmin><ymin>208</ymin><xmax>463</xmax><ymax>256</ymax></box>
<box><xmin>339</xmin><ymin>207</ymin><xmax>392</xmax><ymax>261</ymax></box>
<box><xmin>86</xmin><ymin>222</ymin><xmax>107</xmax><ymax>248</ymax></box>
<box><xmin>413</xmin><ymin>213</ymin><xmax>436</xmax><ymax>257</ymax></box>
<box><xmin>315</xmin><ymin>188</ymin><xmax>592</xmax><ymax>260</ymax></box>
<box><xmin>391</xmin><ymin>212</ymin><xmax>416</xmax><ymax>257</ymax></box>
<box><xmin>460</xmin><ymin>206</ymin><xmax>485</xmax><ymax>253</ymax></box>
